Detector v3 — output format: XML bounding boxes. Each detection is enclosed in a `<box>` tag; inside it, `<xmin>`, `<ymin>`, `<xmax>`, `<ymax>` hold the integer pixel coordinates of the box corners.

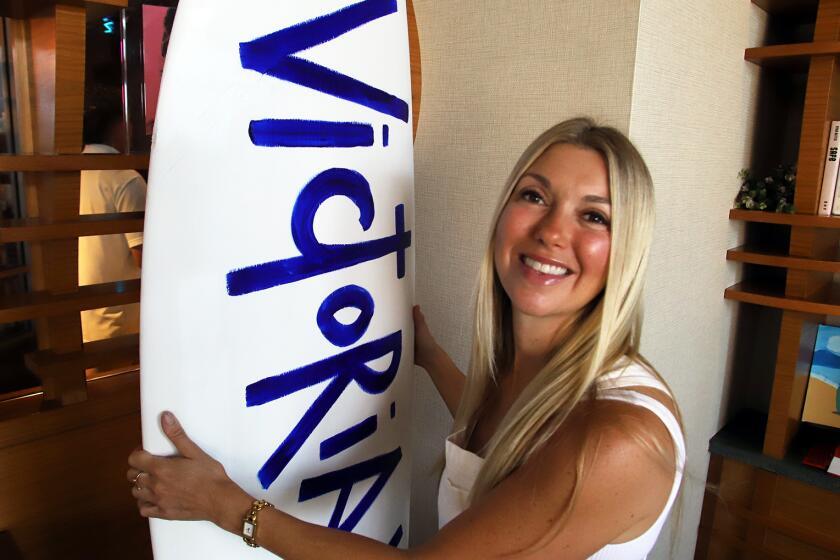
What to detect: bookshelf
<box><xmin>695</xmin><ymin>1</ymin><xmax>840</xmax><ymax>558</ymax></box>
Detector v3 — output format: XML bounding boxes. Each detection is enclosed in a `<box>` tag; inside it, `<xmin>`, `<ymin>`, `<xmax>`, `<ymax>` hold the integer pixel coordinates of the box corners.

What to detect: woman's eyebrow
<box><xmin>521</xmin><ymin>172</ymin><xmax>550</xmax><ymax>188</ymax></box>
<box><xmin>584</xmin><ymin>194</ymin><xmax>611</xmax><ymax>205</ymax></box>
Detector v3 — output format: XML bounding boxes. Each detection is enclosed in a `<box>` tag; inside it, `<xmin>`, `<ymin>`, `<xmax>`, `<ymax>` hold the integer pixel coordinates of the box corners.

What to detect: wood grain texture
<box><xmin>25</xmin><ymin>333</ymin><xmax>139</xmax><ymax>374</ymax></box>
<box><xmin>696</xmin><ymin>454</ymin><xmax>840</xmax><ymax>559</ymax></box>
<box><xmin>0</xmin><ymin>266</ymin><xmax>28</xmax><ymax>280</ymax></box>
<box><xmin>745</xmin><ymin>41</ymin><xmax>840</xmax><ymax>67</ymax></box>
<box><xmin>724</xmin><ymin>282</ymin><xmax>840</xmax><ymax>315</ymax></box>
<box><xmin>0</xmin><ymin>153</ymin><xmax>150</xmax><ymax>171</ymax></box>
<box><xmin>408</xmin><ymin>0</ymin><xmax>421</xmax><ymax>138</ymax></box>
<box><xmin>729</xmin><ymin>209</ymin><xmax>840</xmax><ymax>227</ymax></box>
<box><xmin>794</xmin><ymin>57</ymin><xmax>838</xmax><ymax>215</ymax></box>
<box><xmin>22</xmin><ymin>5</ymin><xmax>87</xmax><ymax>404</ymax></box>
<box><xmin>0</xmin><ymin>278</ymin><xmax>140</xmax><ymax>324</ymax></box>
<box><xmin>764</xmin><ymin>314</ymin><xmax>818</xmax><ymax>458</ymax></box>
<box><xmin>53</xmin><ymin>4</ymin><xmax>84</xmax><ymax>153</ymax></box>
<box><xmin>0</xmin><ymin>0</ymin><xmax>127</xmax><ymax>19</ymax></box>
<box><xmin>726</xmin><ymin>246</ymin><xmax>840</xmax><ymax>272</ymax></box>
<box><xmin>0</xmin><ymin>372</ymin><xmax>151</xmax><ymax>560</ymax></box>
<box><xmin>0</xmin><ymin>211</ymin><xmax>144</xmax><ymax>242</ymax></box>
<box><xmin>814</xmin><ymin>0</ymin><xmax>840</xmax><ymax>41</ymax></box>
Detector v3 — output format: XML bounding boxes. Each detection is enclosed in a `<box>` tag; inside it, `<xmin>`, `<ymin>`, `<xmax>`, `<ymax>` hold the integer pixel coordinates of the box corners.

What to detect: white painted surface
<box><xmin>141</xmin><ymin>1</ymin><xmax>414</xmax><ymax>557</ymax></box>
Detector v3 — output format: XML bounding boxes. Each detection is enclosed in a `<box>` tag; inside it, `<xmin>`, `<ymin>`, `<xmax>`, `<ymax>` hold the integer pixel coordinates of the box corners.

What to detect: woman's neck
<box><xmin>509</xmin><ymin>312</ymin><xmax>571</xmax><ymax>381</ymax></box>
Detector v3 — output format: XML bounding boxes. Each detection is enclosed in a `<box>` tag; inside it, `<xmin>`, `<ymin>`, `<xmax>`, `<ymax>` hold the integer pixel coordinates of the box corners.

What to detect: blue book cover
<box><xmin>803</xmin><ymin>324</ymin><xmax>840</xmax><ymax>429</ymax></box>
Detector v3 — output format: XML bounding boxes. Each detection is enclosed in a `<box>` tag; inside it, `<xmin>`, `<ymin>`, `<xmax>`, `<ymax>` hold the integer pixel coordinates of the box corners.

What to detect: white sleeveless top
<box><xmin>437</xmin><ymin>362</ymin><xmax>685</xmax><ymax>559</ymax></box>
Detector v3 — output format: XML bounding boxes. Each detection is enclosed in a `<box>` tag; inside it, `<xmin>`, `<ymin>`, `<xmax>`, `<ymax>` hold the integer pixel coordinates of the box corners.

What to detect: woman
<box><xmin>128</xmin><ymin>117</ymin><xmax>684</xmax><ymax>558</ymax></box>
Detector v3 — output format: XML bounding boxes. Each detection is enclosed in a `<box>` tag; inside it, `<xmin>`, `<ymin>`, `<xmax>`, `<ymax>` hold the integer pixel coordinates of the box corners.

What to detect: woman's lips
<box><xmin>518</xmin><ymin>254</ymin><xmax>573</xmax><ymax>285</ymax></box>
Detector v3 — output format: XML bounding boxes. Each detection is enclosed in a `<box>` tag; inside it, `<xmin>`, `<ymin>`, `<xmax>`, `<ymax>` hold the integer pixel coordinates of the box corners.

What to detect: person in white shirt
<box><xmin>127</xmin><ymin>118</ymin><xmax>684</xmax><ymax>559</ymax></box>
<box><xmin>79</xmin><ymin>103</ymin><xmax>147</xmax><ymax>342</ymax></box>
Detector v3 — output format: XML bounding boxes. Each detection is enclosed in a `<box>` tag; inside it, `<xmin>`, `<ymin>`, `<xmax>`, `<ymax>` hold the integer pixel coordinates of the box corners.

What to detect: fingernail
<box><xmin>162</xmin><ymin>411</ymin><xmax>176</xmax><ymax>426</ymax></box>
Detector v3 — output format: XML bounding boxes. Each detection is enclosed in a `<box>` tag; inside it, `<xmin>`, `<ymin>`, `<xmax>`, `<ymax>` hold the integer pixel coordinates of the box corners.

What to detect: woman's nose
<box><xmin>535</xmin><ymin>208</ymin><xmax>573</xmax><ymax>247</ymax></box>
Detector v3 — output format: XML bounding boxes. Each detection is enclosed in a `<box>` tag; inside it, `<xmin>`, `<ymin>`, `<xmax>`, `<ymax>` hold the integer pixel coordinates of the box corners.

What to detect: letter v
<box><xmin>239</xmin><ymin>0</ymin><xmax>408</xmax><ymax>122</ymax></box>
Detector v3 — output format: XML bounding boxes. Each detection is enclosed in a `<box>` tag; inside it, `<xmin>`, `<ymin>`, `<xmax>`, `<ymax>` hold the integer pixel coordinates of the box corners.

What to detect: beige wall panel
<box><xmin>410</xmin><ymin>0</ymin><xmax>641</xmax><ymax>544</ymax></box>
<box><xmin>629</xmin><ymin>1</ymin><xmax>766</xmax><ymax>557</ymax></box>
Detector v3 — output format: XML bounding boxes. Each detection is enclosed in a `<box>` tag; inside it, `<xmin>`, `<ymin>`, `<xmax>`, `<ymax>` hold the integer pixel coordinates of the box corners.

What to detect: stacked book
<box><xmin>820</xmin><ymin>120</ymin><xmax>840</xmax><ymax>215</ymax></box>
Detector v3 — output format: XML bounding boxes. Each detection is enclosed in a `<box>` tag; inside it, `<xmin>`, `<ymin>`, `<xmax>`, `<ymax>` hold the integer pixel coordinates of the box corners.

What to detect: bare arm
<box><xmin>130</xmin><ymin>245</ymin><xmax>143</xmax><ymax>268</ymax></box>
<box><xmin>413</xmin><ymin>306</ymin><xmax>464</xmax><ymax>416</ymax></box>
<box><xmin>128</xmin><ymin>400</ymin><xmax>677</xmax><ymax>560</ymax></box>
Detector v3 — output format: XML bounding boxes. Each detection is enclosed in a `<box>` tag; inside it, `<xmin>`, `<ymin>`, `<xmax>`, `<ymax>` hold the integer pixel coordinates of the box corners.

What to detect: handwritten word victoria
<box><xmin>227</xmin><ymin>0</ymin><xmax>411</xmax><ymax>547</ymax></box>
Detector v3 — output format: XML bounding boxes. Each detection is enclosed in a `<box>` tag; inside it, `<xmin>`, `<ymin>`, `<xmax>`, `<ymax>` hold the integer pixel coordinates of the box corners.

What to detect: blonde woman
<box><xmin>128</xmin><ymin>117</ymin><xmax>684</xmax><ymax>558</ymax></box>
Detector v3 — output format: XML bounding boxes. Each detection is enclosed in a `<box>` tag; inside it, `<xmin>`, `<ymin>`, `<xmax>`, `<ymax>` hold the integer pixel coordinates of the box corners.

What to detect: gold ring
<box><xmin>132</xmin><ymin>471</ymin><xmax>144</xmax><ymax>490</ymax></box>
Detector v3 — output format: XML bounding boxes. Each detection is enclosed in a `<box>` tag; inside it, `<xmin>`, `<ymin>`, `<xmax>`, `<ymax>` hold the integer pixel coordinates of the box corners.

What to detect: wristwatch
<box><xmin>242</xmin><ymin>499</ymin><xmax>273</xmax><ymax>547</ymax></box>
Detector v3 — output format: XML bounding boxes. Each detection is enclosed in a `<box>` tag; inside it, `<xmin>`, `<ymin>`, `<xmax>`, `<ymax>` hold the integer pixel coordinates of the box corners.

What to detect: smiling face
<box><xmin>493</xmin><ymin>143</ymin><xmax>611</xmax><ymax>335</ymax></box>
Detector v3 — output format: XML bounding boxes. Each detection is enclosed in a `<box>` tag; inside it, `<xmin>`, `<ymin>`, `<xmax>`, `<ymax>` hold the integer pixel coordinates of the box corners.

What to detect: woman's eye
<box><xmin>585</xmin><ymin>211</ymin><xmax>610</xmax><ymax>227</ymax></box>
<box><xmin>520</xmin><ymin>189</ymin><xmax>545</xmax><ymax>205</ymax></box>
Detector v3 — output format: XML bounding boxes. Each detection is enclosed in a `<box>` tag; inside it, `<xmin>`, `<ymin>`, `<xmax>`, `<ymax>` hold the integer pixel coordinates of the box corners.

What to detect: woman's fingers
<box><xmin>160</xmin><ymin>411</ymin><xmax>206</xmax><ymax>460</ymax></box>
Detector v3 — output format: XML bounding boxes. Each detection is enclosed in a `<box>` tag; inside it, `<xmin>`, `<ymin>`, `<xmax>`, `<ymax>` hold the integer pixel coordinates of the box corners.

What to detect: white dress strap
<box><xmin>596</xmin><ymin>367</ymin><xmax>670</xmax><ymax>394</ymax></box>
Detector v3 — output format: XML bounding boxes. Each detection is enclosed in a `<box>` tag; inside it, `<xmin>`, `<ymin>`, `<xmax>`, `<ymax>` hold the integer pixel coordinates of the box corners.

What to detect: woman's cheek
<box><xmin>580</xmin><ymin>232</ymin><xmax>611</xmax><ymax>273</ymax></box>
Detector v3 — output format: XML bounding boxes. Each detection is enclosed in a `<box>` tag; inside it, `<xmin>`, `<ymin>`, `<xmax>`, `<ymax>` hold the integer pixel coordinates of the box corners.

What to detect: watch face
<box><xmin>243</xmin><ymin>521</ymin><xmax>255</xmax><ymax>538</ymax></box>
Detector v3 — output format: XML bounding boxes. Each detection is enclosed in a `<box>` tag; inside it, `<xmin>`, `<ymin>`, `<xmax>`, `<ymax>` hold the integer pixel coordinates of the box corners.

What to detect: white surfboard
<box><xmin>140</xmin><ymin>1</ymin><xmax>415</xmax><ymax>557</ymax></box>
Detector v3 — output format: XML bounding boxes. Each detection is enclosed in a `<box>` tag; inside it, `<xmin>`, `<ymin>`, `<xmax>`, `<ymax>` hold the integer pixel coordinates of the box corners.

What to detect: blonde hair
<box><xmin>454</xmin><ymin>117</ymin><xmax>680</xmax><ymax>516</ymax></box>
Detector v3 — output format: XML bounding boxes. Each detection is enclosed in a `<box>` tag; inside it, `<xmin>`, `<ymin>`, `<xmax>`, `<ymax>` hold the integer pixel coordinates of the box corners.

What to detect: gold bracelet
<box><xmin>242</xmin><ymin>499</ymin><xmax>273</xmax><ymax>548</ymax></box>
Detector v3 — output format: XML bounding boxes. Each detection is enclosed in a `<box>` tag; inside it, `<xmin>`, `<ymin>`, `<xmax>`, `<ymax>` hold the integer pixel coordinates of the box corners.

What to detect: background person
<box><xmin>79</xmin><ymin>98</ymin><xmax>147</xmax><ymax>342</ymax></box>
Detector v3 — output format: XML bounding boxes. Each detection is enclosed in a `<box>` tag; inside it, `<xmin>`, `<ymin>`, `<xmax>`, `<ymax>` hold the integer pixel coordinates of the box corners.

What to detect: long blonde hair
<box><xmin>454</xmin><ymin>117</ymin><xmax>674</xmax><ymax>507</ymax></box>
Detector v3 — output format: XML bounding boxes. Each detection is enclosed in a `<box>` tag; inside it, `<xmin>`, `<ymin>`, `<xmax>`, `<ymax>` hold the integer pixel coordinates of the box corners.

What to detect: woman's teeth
<box><xmin>523</xmin><ymin>256</ymin><xmax>569</xmax><ymax>276</ymax></box>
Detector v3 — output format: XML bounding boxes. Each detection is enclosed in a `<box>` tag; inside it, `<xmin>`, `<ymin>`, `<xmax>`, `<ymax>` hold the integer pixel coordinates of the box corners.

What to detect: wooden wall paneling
<box><xmin>772</xmin><ymin>476</ymin><xmax>840</xmax><ymax>550</ymax></box>
<box><xmin>764</xmin><ymin>313</ymin><xmax>818</xmax><ymax>457</ymax></box>
<box><xmin>19</xmin><ymin>4</ymin><xmax>88</xmax><ymax>405</ymax></box>
<box><xmin>814</xmin><ymin>0</ymin><xmax>840</xmax><ymax>40</ymax></box>
<box><xmin>0</xmin><ymin>371</ymin><xmax>151</xmax><ymax>559</ymax></box>
<box><xmin>0</xmin><ymin>153</ymin><xmax>150</xmax><ymax>170</ymax></box>
<box><xmin>52</xmin><ymin>4</ymin><xmax>84</xmax><ymax>153</ymax></box>
<box><xmin>745</xmin><ymin>469</ymin><xmax>777</xmax><ymax>553</ymax></box>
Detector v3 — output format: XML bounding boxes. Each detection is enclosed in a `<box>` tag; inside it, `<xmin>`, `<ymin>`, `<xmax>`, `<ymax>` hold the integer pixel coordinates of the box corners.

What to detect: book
<box><xmin>823</xmin><ymin>121</ymin><xmax>840</xmax><ymax>215</ymax></box>
<box><xmin>829</xmin><ymin>445</ymin><xmax>840</xmax><ymax>478</ymax></box>
<box><xmin>802</xmin><ymin>324</ymin><xmax>840</xmax><ymax>429</ymax></box>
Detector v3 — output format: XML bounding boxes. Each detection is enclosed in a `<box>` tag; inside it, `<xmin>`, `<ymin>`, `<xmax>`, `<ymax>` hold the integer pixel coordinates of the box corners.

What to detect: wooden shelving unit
<box><xmin>729</xmin><ymin>208</ymin><xmax>840</xmax><ymax>227</ymax></box>
<box><xmin>697</xmin><ymin>1</ymin><xmax>840</xmax><ymax>558</ymax></box>
<box><xmin>0</xmin><ymin>153</ymin><xmax>149</xmax><ymax>171</ymax></box>
<box><xmin>0</xmin><ymin>211</ymin><xmax>144</xmax><ymax>242</ymax></box>
<box><xmin>745</xmin><ymin>41</ymin><xmax>840</xmax><ymax>69</ymax></box>
<box><xmin>726</xmin><ymin>245</ymin><xmax>840</xmax><ymax>272</ymax></box>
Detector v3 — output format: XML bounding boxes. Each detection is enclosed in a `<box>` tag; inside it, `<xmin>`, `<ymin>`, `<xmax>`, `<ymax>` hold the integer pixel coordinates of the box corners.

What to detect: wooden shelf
<box><xmin>751</xmin><ymin>0</ymin><xmax>819</xmax><ymax>15</ymax></box>
<box><xmin>710</xmin><ymin>410</ymin><xmax>840</xmax><ymax>494</ymax></box>
<box><xmin>0</xmin><ymin>279</ymin><xmax>140</xmax><ymax>323</ymax></box>
<box><xmin>0</xmin><ymin>212</ymin><xmax>144</xmax><ymax>242</ymax></box>
<box><xmin>726</xmin><ymin>246</ymin><xmax>840</xmax><ymax>272</ymax></box>
<box><xmin>729</xmin><ymin>208</ymin><xmax>840</xmax><ymax>227</ymax></box>
<box><xmin>0</xmin><ymin>266</ymin><xmax>27</xmax><ymax>280</ymax></box>
<box><xmin>724</xmin><ymin>282</ymin><xmax>840</xmax><ymax>315</ymax></box>
<box><xmin>25</xmin><ymin>333</ymin><xmax>138</xmax><ymax>374</ymax></box>
<box><xmin>0</xmin><ymin>154</ymin><xmax>149</xmax><ymax>172</ymax></box>
<box><xmin>745</xmin><ymin>41</ymin><xmax>840</xmax><ymax>69</ymax></box>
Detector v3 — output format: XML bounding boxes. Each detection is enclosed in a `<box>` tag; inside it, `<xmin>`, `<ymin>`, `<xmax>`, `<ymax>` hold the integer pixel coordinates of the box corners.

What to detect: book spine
<box><xmin>825</xmin><ymin>121</ymin><xmax>840</xmax><ymax>215</ymax></box>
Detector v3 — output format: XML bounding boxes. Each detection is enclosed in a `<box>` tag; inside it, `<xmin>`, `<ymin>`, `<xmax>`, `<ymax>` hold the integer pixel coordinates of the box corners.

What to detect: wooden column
<box><xmin>24</xmin><ymin>4</ymin><xmax>86</xmax><ymax>405</ymax></box>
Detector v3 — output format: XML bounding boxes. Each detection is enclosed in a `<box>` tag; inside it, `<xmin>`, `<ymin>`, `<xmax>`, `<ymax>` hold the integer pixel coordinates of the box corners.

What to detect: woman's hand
<box><xmin>127</xmin><ymin>411</ymin><xmax>248</xmax><ymax>528</ymax></box>
<box><xmin>413</xmin><ymin>305</ymin><xmax>442</xmax><ymax>372</ymax></box>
